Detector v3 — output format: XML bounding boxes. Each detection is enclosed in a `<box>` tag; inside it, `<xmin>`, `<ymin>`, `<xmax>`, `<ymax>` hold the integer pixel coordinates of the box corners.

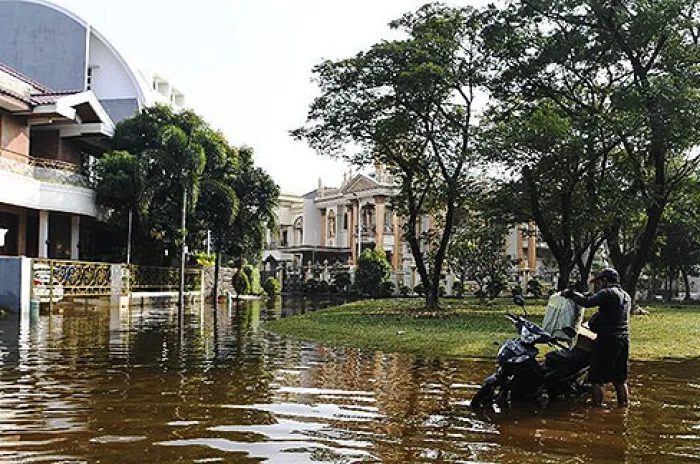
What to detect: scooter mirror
<box><xmin>513</xmin><ymin>295</ymin><xmax>525</xmax><ymax>308</ymax></box>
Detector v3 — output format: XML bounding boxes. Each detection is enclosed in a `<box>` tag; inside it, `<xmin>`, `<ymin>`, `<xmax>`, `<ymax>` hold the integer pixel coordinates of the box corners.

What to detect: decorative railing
<box><xmin>129</xmin><ymin>265</ymin><xmax>201</xmax><ymax>292</ymax></box>
<box><xmin>0</xmin><ymin>148</ymin><xmax>88</xmax><ymax>187</ymax></box>
<box><xmin>33</xmin><ymin>258</ymin><xmax>113</xmax><ymax>297</ymax></box>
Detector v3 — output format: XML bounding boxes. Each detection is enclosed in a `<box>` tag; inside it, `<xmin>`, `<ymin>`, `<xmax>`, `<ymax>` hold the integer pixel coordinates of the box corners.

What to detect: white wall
<box><xmin>0</xmin><ymin>170</ymin><xmax>98</xmax><ymax>217</ymax></box>
<box><xmin>303</xmin><ymin>197</ymin><xmax>321</xmax><ymax>247</ymax></box>
<box><xmin>88</xmin><ymin>33</ymin><xmax>142</xmax><ymax>101</ymax></box>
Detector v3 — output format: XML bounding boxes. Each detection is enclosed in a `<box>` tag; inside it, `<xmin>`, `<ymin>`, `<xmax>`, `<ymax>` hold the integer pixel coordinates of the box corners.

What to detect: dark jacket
<box><xmin>570</xmin><ymin>285</ymin><xmax>631</xmax><ymax>337</ymax></box>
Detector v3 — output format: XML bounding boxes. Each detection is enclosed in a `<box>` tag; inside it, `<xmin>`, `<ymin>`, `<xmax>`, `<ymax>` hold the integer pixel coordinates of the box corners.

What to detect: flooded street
<box><xmin>0</xmin><ymin>298</ymin><xmax>697</xmax><ymax>463</ymax></box>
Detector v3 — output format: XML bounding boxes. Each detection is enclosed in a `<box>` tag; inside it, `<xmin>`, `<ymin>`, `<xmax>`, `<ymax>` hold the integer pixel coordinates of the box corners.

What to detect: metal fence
<box><xmin>129</xmin><ymin>265</ymin><xmax>201</xmax><ymax>292</ymax></box>
<box><xmin>33</xmin><ymin>258</ymin><xmax>113</xmax><ymax>298</ymax></box>
<box><xmin>31</xmin><ymin>259</ymin><xmax>202</xmax><ymax>302</ymax></box>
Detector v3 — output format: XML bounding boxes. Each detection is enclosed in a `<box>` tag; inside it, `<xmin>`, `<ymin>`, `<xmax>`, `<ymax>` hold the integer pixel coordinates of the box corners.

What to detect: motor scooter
<box><xmin>471</xmin><ymin>296</ymin><xmax>591</xmax><ymax>413</ymax></box>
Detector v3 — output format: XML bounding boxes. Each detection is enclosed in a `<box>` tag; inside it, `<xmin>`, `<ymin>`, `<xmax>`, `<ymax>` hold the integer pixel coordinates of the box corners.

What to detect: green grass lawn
<box><xmin>263</xmin><ymin>298</ymin><xmax>700</xmax><ymax>361</ymax></box>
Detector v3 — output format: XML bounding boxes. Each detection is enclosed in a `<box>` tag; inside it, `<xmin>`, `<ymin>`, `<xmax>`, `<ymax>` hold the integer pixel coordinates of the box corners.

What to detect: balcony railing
<box><xmin>0</xmin><ymin>148</ymin><xmax>88</xmax><ymax>187</ymax></box>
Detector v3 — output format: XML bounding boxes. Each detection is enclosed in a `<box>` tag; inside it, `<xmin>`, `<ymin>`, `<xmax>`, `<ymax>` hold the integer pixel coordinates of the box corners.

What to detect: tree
<box><xmin>355</xmin><ymin>248</ymin><xmax>392</xmax><ymax>297</ymax></box>
<box><xmin>484</xmin><ymin>0</ymin><xmax>700</xmax><ymax>300</ymax></box>
<box><xmin>481</xmin><ymin>102</ymin><xmax>608</xmax><ymax>290</ymax></box>
<box><xmin>262</xmin><ymin>276</ymin><xmax>281</xmax><ymax>298</ymax></box>
<box><xmin>655</xmin><ymin>174</ymin><xmax>700</xmax><ymax>300</ymax></box>
<box><xmin>93</xmin><ymin>105</ymin><xmax>278</xmax><ymax>270</ymax></box>
<box><xmin>293</xmin><ymin>4</ymin><xmax>488</xmax><ymax>309</ymax></box>
<box><xmin>218</xmin><ymin>147</ymin><xmax>279</xmax><ymax>264</ymax></box>
<box><xmin>448</xmin><ymin>199</ymin><xmax>513</xmax><ymax>298</ymax></box>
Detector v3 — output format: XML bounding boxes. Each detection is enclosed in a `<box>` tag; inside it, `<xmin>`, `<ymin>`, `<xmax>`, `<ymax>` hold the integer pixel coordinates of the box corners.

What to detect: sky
<box><xmin>54</xmin><ymin>0</ymin><xmax>488</xmax><ymax>195</ymax></box>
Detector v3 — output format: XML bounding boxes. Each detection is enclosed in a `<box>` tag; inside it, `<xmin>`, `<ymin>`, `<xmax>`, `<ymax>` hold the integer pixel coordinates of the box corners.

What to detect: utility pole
<box><xmin>179</xmin><ymin>187</ymin><xmax>187</xmax><ymax>320</ymax></box>
<box><xmin>126</xmin><ymin>209</ymin><xmax>133</xmax><ymax>265</ymax></box>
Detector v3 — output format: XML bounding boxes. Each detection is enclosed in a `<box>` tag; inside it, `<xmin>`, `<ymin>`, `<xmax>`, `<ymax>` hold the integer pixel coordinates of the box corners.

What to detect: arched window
<box><xmin>293</xmin><ymin>217</ymin><xmax>303</xmax><ymax>245</ymax></box>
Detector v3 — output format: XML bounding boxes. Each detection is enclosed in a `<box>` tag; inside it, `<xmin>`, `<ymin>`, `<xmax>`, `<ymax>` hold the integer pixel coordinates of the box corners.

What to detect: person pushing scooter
<box><xmin>563</xmin><ymin>268</ymin><xmax>631</xmax><ymax>407</ymax></box>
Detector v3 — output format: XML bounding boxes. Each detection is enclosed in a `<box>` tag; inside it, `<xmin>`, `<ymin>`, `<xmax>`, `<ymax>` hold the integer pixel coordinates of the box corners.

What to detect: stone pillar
<box><xmin>375</xmin><ymin>197</ymin><xmax>386</xmax><ymax>251</ymax></box>
<box><xmin>17</xmin><ymin>209</ymin><xmax>27</xmax><ymax>255</ymax></box>
<box><xmin>528</xmin><ymin>222</ymin><xmax>537</xmax><ymax>275</ymax></box>
<box><xmin>350</xmin><ymin>202</ymin><xmax>358</xmax><ymax>264</ymax></box>
<box><xmin>38</xmin><ymin>210</ymin><xmax>49</xmax><ymax>259</ymax></box>
<box><xmin>392</xmin><ymin>214</ymin><xmax>402</xmax><ymax>270</ymax></box>
<box><xmin>320</xmin><ymin>208</ymin><xmax>327</xmax><ymax>247</ymax></box>
<box><xmin>516</xmin><ymin>224</ymin><xmax>525</xmax><ymax>272</ymax></box>
<box><xmin>70</xmin><ymin>215</ymin><xmax>80</xmax><ymax>260</ymax></box>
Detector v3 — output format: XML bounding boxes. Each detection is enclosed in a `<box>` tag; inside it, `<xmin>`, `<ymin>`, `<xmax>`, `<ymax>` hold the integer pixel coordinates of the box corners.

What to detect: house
<box><xmin>0</xmin><ymin>0</ymin><xmax>185</xmax><ymax>123</ymax></box>
<box><xmin>264</xmin><ymin>166</ymin><xmax>557</xmax><ymax>291</ymax></box>
<box><xmin>0</xmin><ymin>61</ymin><xmax>114</xmax><ymax>259</ymax></box>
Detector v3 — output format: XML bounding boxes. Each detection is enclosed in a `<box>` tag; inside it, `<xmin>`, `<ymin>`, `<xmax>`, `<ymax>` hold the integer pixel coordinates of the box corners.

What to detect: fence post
<box><xmin>111</xmin><ymin>264</ymin><xmax>129</xmax><ymax>308</ymax></box>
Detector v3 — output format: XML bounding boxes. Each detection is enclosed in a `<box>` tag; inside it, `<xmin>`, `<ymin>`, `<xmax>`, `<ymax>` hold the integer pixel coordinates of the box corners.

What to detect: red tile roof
<box><xmin>0</xmin><ymin>61</ymin><xmax>53</xmax><ymax>93</ymax></box>
<box><xmin>0</xmin><ymin>62</ymin><xmax>82</xmax><ymax>107</ymax></box>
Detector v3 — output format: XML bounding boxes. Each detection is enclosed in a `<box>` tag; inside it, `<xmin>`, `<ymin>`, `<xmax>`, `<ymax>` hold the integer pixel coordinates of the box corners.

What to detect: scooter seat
<box><xmin>544</xmin><ymin>348</ymin><xmax>589</xmax><ymax>371</ymax></box>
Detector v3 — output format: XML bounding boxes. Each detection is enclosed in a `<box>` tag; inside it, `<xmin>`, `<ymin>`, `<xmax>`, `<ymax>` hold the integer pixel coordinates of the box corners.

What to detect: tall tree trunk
<box><xmin>556</xmin><ymin>260</ymin><xmax>574</xmax><ymax>291</ymax></box>
<box><xmin>682</xmin><ymin>267</ymin><xmax>691</xmax><ymax>300</ymax></box>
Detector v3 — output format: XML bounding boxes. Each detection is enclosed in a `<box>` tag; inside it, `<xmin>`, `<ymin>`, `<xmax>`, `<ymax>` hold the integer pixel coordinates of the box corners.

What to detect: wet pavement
<box><xmin>0</xmin><ymin>297</ymin><xmax>697</xmax><ymax>463</ymax></box>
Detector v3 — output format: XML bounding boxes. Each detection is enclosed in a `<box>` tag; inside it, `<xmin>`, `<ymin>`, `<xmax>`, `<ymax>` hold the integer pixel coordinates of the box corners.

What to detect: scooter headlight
<box><xmin>506</xmin><ymin>354</ymin><xmax>531</xmax><ymax>364</ymax></box>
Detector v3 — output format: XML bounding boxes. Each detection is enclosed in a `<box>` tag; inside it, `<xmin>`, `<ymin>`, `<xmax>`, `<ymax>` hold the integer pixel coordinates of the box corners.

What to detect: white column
<box><xmin>38</xmin><ymin>211</ymin><xmax>49</xmax><ymax>259</ymax></box>
<box><xmin>71</xmin><ymin>215</ymin><xmax>80</xmax><ymax>260</ymax></box>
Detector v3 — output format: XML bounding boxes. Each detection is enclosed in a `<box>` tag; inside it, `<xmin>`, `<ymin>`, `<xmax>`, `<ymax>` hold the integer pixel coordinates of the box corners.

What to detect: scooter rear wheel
<box><xmin>472</xmin><ymin>383</ymin><xmax>509</xmax><ymax>413</ymax></box>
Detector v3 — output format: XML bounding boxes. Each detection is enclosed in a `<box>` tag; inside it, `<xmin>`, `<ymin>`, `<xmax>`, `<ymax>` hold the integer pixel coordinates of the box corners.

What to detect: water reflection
<box><xmin>0</xmin><ymin>297</ymin><xmax>696</xmax><ymax>463</ymax></box>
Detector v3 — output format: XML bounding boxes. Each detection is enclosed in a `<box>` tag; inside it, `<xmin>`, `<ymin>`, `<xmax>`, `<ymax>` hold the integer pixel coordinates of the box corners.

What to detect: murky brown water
<box><xmin>0</xmin><ymin>297</ymin><xmax>697</xmax><ymax>463</ymax></box>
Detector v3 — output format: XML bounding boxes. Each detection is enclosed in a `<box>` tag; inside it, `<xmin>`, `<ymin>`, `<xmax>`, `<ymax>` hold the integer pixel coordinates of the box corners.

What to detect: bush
<box><xmin>527</xmin><ymin>278</ymin><xmax>543</xmax><ymax>299</ymax></box>
<box><xmin>332</xmin><ymin>270</ymin><xmax>352</xmax><ymax>293</ymax></box>
<box><xmin>232</xmin><ymin>271</ymin><xmax>251</xmax><ymax>296</ymax></box>
<box><xmin>379</xmin><ymin>280</ymin><xmax>396</xmax><ymax>297</ymax></box>
<box><xmin>317</xmin><ymin>280</ymin><xmax>331</xmax><ymax>294</ymax></box>
<box><xmin>192</xmin><ymin>251</ymin><xmax>215</xmax><ymax>266</ymax></box>
<box><xmin>414</xmin><ymin>282</ymin><xmax>425</xmax><ymax>296</ymax></box>
<box><xmin>243</xmin><ymin>265</ymin><xmax>262</xmax><ymax>295</ymax></box>
<box><xmin>399</xmin><ymin>285</ymin><xmax>411</xmax><ymax>297</ymax></box>
<box><xmin>262</xmin><ymin>276</ymin><xmax>281</xmax><ymax>297</ymax></box>
<box><xmin>355</xmin><ymin>248</ymin><xmax>392</xmax><ymax>297</ymax></box>
<box><xmin>303</xmin><ymin>278</ymin><xmax>319</xmax><ymax>293</ymax></box>
<box><xmin>486</xmin><ymin>275</ymin><xmax>508</xmax><ymax>299</ymax></box>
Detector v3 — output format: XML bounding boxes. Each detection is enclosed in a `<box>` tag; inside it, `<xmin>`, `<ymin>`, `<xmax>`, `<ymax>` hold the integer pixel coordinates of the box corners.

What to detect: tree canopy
<box><xmin>93</xmin><ymin>104</ymin><xmax>278</xmax><ymax>266</ymax></box>
<box><xmin>294</xmin><ymin>3</ymin><xmax>488</xmax><ymax>309</ymax></box>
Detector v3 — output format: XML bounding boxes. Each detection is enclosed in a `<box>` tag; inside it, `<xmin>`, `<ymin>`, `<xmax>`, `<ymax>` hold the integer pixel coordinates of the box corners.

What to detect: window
<box><xmin>343</xmin><ymin>213</ymin><xmax>348</xmax><ymax>230</ymax></box>
<box><xmin>86</xmin><ymin>67</ymin><xmax>94</xmax><ymax>90</ymax></box>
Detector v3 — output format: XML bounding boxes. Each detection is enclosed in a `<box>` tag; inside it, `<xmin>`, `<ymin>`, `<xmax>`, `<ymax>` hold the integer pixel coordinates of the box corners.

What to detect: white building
<box><xmin>0</xmin><ymin>0</ymin><xmax>185</xmax><ymax>123</ymax></box>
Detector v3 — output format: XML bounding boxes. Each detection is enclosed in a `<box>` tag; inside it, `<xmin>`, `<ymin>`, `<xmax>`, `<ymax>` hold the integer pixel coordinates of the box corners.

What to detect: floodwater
<box><xmin>0</xmin><ymin>297</ymin><xmax>697</xmax><ymax>463</ymax></box>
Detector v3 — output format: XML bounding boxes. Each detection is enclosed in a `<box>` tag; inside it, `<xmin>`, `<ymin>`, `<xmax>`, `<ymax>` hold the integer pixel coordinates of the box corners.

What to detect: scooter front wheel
<box><xmin>471</xmin><ymin>381</ymin><xmax>510</xmax><ymax>413</ymax></box>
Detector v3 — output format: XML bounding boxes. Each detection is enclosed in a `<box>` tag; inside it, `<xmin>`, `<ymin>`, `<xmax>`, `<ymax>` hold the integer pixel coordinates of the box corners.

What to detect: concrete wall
<box><xmin>0</xmin><ymin>1</ymin><xmax>87</xmax><ymax>91</ymax></box>
<box><xmin>0</xmin><ymin>169</ymin><xmax>98</xmax><ymax>217</ymax></box>
<box><xmin>202</xmin><ymin>265</ymin><xmax>237</xmax><ymax>298</ymax></box>
<box><xmin>0</xmin><ymin>256</ymin><xmax>31</xmax><ymax>313</ymax></box>
<box><xmin>1</xmin><ymin>111</ymin><xmax>30</xmax><ymax>155</ymax></box>
<box><xmin>88</xmin><ymin>33</ymin><xmax>138</xmax><ymax>100</ymax></box>
<box><xmin>99</xmin><ymin>98</ymin><xmax>139</xmax><ymax>124</ymax></box>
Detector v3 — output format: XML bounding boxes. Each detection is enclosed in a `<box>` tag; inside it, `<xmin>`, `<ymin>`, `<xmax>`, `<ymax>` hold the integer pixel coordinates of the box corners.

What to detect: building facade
<box><xmin>0</xmin><ymin>0</ymin><xmax>185</xmax><ymax>123</ymax></box>
<box><xmin>264</xmin><ymin>168</ymin><xmax>557</xmax><ymax>292</ymax></box>
<box><xmin>0</xmin><ymin>61</ymin><xmax>114</xmax><ymax>259</ymax></box>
